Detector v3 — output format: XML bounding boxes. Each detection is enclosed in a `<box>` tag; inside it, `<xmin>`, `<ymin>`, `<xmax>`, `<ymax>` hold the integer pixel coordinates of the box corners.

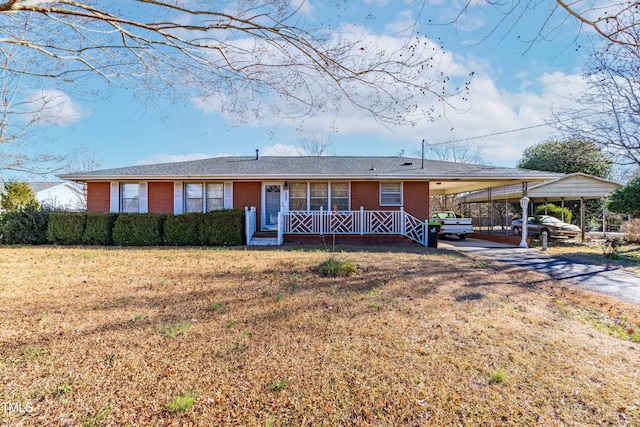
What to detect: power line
<box><xmin>427</xmin><ymin>111</ymin><xmax>604</xmax><ymax>147</ymax></box>
<box><xmin>428</xmin><ymin>121</ymin><xmax>554</xmax><ymax>147</ymax></box>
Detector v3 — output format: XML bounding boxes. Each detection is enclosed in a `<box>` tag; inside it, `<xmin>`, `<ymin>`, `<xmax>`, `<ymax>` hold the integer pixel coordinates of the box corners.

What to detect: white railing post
<box><xmin>277</xmin><ymin>211</ymin><xmax>283</xmax><ymax>245</ymax></box>
<box><xmin>245</xmin><ymin>206</ymin><xmax>256</xmax><ymax>245</ymax></box>
<box><xmin>400</xmin><ymin>207</ymin><xmax>406</xmax><ymax>236</ymax></box>
<box><xmin>360</xmin><ymin>207</ymin><xmax>365</xmax><ymax>235</ymax></box>
<box><xmin>245</xmin><ymin>206</ymin><xmax>249</xmax><ymax>244</ymax></box>
<box><xmin>423</xmin><ymin>221</ymin><xmax>428</xmax><ymax>246</ymax></box>
<box><xmin>319</xmin><ymin>206</ymin><xmax>324</xmax><ymax>235</ymax></box>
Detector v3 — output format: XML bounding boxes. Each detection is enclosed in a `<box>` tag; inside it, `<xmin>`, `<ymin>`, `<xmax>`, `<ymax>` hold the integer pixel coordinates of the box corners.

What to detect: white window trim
<box><xmin>174</xmin><ymin>182</ymin><xmax>184</xmax><ymax>214</ymax></box>
<box><xmin>223</xmin><ymin>182</ymin><xmax>233</xmax><ymax>209</ymax></box>
<box><xmin>139</xmin><ymin>182</ymin><xmax>148</xmax><ymax>213</ymax></box>
<box><xmin>109</xmin><ymin>182</ymin><xmax>119</xmax><ymax>213</ymax></box>
<box><xmin>380</xmin><ymin>181</ymin><xmax>403</xmax><ymax>206</ymax></box>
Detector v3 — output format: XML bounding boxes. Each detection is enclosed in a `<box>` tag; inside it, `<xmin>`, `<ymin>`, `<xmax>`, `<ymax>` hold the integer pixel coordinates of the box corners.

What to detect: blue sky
<box><xmin>4</xmin><ymin>0</ymin><xmax>595</xmax><ymax>179</ymax></box>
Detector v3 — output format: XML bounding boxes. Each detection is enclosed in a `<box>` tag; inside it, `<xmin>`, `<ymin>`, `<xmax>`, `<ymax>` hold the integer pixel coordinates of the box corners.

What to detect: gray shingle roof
<box><xmin>59</xmin><ymin>156</ymin><xmax>561</xmax><ymax>181</ymax></box>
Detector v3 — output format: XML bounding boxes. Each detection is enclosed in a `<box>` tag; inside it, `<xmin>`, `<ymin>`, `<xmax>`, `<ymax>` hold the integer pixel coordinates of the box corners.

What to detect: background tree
<box><xmin>608</xmin><ymin>177</ymin><xmax>640</xmax><ymax>216</ymax></box>
<box><xmin>63</xmin><ymin>147</ymin><xmax>101</xmax><ymax>210</ymax></box>
<box><xmin>0</xmin><ymin>54</ymin><xmax>69</xmax><ymax>174</ymax></box>
<box><xmin>418</xmin><ymin>140</ymin><xmax>486</xmax><ymax>213</ymax></box>
<box><xmin>553</xmin><ymin>36</ymin><xmax>640</xmax><ymax>172</ymax></box>
<box><xmin>296</xmin><ymin>134</ymin><xmax>334</xmax><ymax>157</ymax></box>
<box><xmin>517</xmin><ymin>139</ymin><xmax>613</xmax><ymax>179</ymax></box>
<box><xmin>0</xmin><ymin>180</ymin><xmax>40</xmax><ymax>211</ymax></box>
<box><xmin>517</xmin><ymin>138</ymin><xmax>613</xmax><ymax>229</ymax></box>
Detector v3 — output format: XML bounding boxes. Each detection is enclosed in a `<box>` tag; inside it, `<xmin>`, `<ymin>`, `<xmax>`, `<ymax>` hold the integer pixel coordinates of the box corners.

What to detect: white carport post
<box><xmin>519</xmin><ymin>195</ymin><xmax>530</xmax><ymax>248</ymax></box>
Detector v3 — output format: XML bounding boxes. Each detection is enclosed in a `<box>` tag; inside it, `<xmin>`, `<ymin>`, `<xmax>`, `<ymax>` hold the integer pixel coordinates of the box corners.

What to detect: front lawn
<box><xmin>544</xmin><ymin>240</ymin><xmax>640</xmax><ymax>274</ymax></box>
<box><xmin>1</xmin><ymin>246</ymin><xmax>639</xmax><ymax>425</ymax></box>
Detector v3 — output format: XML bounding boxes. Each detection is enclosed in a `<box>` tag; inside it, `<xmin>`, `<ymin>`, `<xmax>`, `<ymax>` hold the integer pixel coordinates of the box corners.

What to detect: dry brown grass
<box><xmin>1</xmin><ymin>245</ymin><xmax>639</xmax><ymax>426</ymax></box>
<box><xmin>545</xmin><ymin>241</ymin><xmax>640</xmax><ymax>274</ymax></box>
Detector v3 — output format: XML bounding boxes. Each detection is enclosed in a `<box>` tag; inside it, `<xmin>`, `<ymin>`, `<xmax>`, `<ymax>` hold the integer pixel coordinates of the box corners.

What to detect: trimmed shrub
<box><xmin>1</xmin><ymin>206</ymin><xmax>50</xmax><ymax>245</ymax></box>
<box><xmin>164</xmin><ymin>213</ymin><xmax>201</xmax><ymax>246</ymax></box>
<box><xmin>47</xmin><ymin>212</ymin><xmax>86</xmax><ymax>245</ymax></box>
<box><xmin>621</xmin><ymin>218</ymin><xmax>640</xmax><ymax>244</ymax></box>
<box><xmin>112</xmin><ymin>213</ymin><xmax>166</xmax><ymax>246</ymax></box>
<box><xmin>199</xmin><ymin>210</ymin><xmax>244</xmax><ymax>246</ymax></box>
<box><xmin>535</xmin><ymin>203</ymin><xmax>572</xmax><ymax>224</ymax></box>
<box><xmin>83</xmin><ymin>212</ymin><xmax>117</xmax><ymax>245</ymax></box>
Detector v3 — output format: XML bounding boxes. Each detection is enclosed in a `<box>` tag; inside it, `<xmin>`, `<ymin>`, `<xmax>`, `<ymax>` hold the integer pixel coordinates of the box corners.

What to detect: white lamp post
<box><xmin>519</xmin><ymin>196</ymin><xmax>530</xmax><ymax>248</ymax></box>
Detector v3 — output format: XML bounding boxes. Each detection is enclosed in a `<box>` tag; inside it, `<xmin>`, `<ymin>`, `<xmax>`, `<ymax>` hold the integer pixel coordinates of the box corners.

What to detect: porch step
<box><xmin>249</xmin><ymin>237</ymin><xmax>280</xmax><ymax>246</ymax></box>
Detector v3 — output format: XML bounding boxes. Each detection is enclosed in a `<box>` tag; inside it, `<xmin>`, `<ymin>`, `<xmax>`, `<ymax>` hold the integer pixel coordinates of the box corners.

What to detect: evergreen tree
<box><xmin>0</xmin><ymin>181</ymin><xmax>40</xmax><ymax>212</ymax></box>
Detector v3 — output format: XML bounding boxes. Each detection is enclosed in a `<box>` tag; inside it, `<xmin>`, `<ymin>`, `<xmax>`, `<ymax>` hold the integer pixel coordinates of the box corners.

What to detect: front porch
<box><xmin>245</xmin><ymin>206</ymin><xmax>431</xmax><ymax>247</ymax></box>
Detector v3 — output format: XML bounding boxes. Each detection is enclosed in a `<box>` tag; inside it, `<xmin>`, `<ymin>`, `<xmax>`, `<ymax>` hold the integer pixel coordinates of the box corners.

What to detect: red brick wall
<box><xmin>351</xmin><ymin>180</ymin><xmax>429</xmax><ymax>218</ymax></box>
<box><xmin>403</xmin><ymin>181</ymin><xmax>430</xmax><ymax>220</ymax></box>
<box><xmin>148</xmin><ymin>182</ymin><xmax>174</xmax><ymax>214</ymax></box>
<box><xmin>87</xmin><ymin>182</ymin><xmax>110</xmax><ymax>212</ymax></box>
<box><xmin>233</xmin><ymin>181</ymin><xmax>261</xmax><ymax>221</ymax></box>
<box><xmin>351</xmin><ymin>181</ymin><xmax>387</xmax><ymax>210</ymax></box>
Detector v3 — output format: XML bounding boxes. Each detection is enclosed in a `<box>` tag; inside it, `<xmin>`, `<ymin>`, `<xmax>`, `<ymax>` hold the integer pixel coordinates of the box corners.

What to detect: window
<box><xmin>185</xmin><ymin>183</ymin><xmax>203</xmax><ymax>212</ymax></box>
<box><xmin>185</xmin><ymin>182</ymin><xmax>225</xmax><ymax>212</ymax></box>
<box><xmin>310</xmin><ymin>183</ymin><xmax>328</xmax><ymax>210</ymax></box>
<box><xmin>121</xmin><ymin>183</ymin><xmax>139</xmax><ymax>213</ymax></box>
<box><xmin>206</xmin><ymin>183</ymin><xmax>224</xmax><ymax>211</ymax></box>
<box><xmin>289</xmin><ymin>182</ymin><xmax>307</xmax><ymax>211</ymax></box>
<box><xmin>288</xmin><ymin>182</ymin><xmax>350</xmax><ymax>211</ymax></box>
<box><xmin>380</xmin><ymin>182</ymin><xmax>402</xmax><ymax>206</ymax></box>
<box><xmin>331</xmin><ymin>182</ymin><xmax>349</xmax><ymax>211</ymax></box>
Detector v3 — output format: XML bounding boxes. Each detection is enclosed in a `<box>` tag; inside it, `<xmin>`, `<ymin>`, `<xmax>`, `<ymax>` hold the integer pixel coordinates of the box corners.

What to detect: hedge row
<box><xmin>4</xmin><ymin>210</ymin><xmax>244</xmax><ymax>246</ymax></box>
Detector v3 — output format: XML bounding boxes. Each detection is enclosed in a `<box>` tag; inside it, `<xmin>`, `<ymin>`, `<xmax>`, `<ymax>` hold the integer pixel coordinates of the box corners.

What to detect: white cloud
<box><xmin>192</xmin><ymin>20</ymin><xmax>463</xmax><ymax>127</ymax></box>
<box><xmin>281</xmin><ymin>68</ymin><xmax>587</xmax><ymax>166</ymax></box>
<box><xmin>289</xmin><ymin>0</ymin><xmax>314</xmax><ymax>15</ymax></box>
<box><xmin>364</xmin><ymin>0</ymin><xmax>390</xmax><ymax>6</ymax></box>
<box><xmin>20</xmin><ymin>90</ymin><xmax>87</xmax><ymax>126</ymax></box>
<box><xmin>136</xmin><ymin>152</ymin><xmax>228</xmax><ymax>165</ymax></box>
<box><xmin>189</xmin><ymin>8</ymin><xmax>587</xmax><ymax>167</ymax></box>
<box><xmin>260</xmin><ymin>143</ymin><xmax>301</xmax><ymax>156</ymax></box>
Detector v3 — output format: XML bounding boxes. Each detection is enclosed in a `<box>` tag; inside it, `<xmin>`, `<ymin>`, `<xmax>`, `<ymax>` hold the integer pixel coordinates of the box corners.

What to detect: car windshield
<box><xmin>540</xmin><ymin>216</ymin><xmax>562</xmax><ymax>223</ymax></box>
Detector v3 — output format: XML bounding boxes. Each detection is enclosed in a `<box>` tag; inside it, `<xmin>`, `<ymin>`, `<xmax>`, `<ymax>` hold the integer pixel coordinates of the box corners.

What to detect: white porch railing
<box><xmin>282</xmin><ymin>207</ymin><xmax>428</xmax><ymax>246</ymax></box>
<box><xmin>245</xmin><ymin>206</ymin><xmax>256</xmax><ymax>244</ymax></box>
<box><xmin>245</xmin><ymin>206</ymin><xmax>428</xmax><ymax>246</ymax></box>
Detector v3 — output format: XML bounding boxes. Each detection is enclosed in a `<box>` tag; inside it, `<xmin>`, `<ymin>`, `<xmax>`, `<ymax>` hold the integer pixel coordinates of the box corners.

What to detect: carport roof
<box><xmin>460</xmin><ymin>173</ymin><xmax>622</xmax><ymax>203</ymax></box>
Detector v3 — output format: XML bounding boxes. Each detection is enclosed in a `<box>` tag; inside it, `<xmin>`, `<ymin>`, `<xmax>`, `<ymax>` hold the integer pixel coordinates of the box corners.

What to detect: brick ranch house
<box><xmin>59</xmin><ymin>156</ymin><xmax>559</xmax><ymax>246</ymax></box>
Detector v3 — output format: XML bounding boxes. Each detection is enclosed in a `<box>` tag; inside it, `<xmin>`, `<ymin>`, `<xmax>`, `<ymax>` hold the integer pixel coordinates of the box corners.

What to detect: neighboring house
<box><xmin>29</xmin><ymin>182</ymin><xmax>86</xmax><ymax>211</ymax></box>
<box><xmin>59</xmin><ymin>156</ymin><xmax>559</xmax><ymax>246</ymax></box>
<box><xmin>0</xmin><ymin>182</ymin><xmax>85</xmax><ymax>212</ymax></box>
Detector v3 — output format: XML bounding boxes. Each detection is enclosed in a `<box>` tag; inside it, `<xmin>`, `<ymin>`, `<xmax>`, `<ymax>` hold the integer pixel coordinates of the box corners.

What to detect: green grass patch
<box><xmin>314</xmin><ymin>257</ymin><xmax>358</xmax><ymax>277</ymax></box>
<box><xmin>24</xmin><ymin>345</ymin><xmax>45</xmax><ymax>360</ymax></box>
<box><xmin>267</xmin><ymin>379</ymin><xmax>288</xmax><ymax>392</ymax></box>
<box><xmin>159</xmin><ymin>321</ymin><xmax>193</xmax><ymax>338</ymax></box>
<box><xmin>489</xmin><ymin>368</ymin><xmax>505</xmax><ymax>384</ymax></box>
<box><xmin>580</xmin><ymin>309</ymin><xmax>640</xmax><ymax>342</ymax></box>
<box><xmin>167</xmin><ymin>392</ymin><xmax>195</xmax><ymax>413</ymax></box>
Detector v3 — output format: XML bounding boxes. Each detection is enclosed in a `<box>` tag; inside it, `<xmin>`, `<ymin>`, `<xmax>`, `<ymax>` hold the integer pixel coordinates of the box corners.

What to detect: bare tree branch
<box><xmin>457</xmin><ymin>1</ymin><xmax>640</xmax><ymax>51</ymax></box>
<box><xmin>0</xmin><ymin>1</ymin><xmax>471</xmax><ymax>128</ymax></box>
<box><xmin>553</xmin><ymin>34</ymin><xmax>640</xmax><ymax>169</ymax></box>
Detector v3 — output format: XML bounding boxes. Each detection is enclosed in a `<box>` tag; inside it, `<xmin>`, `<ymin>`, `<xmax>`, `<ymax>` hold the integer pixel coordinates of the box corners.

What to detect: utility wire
<box><xmin>427</xmin><ymin>111</ymin><xmax>603</xmax><ymax>147</ymax></box>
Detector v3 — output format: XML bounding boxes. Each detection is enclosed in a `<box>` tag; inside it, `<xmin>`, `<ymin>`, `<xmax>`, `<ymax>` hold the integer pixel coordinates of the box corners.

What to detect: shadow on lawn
<box><xmin>54</xmin><ymin>248</ymin><xmax>488</xmax><ymax>341</ymax></box>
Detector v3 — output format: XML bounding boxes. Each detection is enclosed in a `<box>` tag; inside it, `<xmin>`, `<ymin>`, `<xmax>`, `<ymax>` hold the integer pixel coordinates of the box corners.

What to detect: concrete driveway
<box><xmin>438</xmin><ymin>237</ymin><xmax>640</xmax><ymax>305</ymax></box>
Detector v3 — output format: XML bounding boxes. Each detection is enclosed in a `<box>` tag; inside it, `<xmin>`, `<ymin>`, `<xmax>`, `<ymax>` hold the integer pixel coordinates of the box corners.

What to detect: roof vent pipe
<box><xmin>255</xmin><ymin>149</ymin><xmax>259</xmax><ymax>160</ymax></box>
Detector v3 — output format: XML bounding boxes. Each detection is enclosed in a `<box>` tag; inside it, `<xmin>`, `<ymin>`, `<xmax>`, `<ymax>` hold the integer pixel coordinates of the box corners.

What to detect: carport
<box><xmin>459</xmin><ymin>173</ymin><xmax>622</xmax><ymax>242</ymax></box>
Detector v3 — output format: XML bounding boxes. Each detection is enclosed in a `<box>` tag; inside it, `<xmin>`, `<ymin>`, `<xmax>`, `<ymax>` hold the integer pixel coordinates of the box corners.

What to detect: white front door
<box><xmin>262</xmin><ymin>183</ymin><xmax>283</xmax><ymax>229</ymax></box>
